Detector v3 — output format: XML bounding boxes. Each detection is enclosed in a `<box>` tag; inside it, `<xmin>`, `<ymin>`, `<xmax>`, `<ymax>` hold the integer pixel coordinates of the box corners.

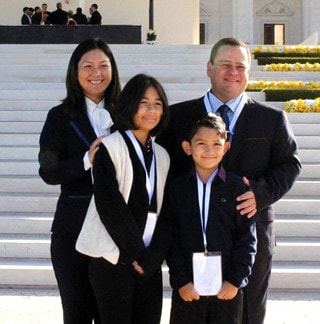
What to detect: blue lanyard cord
<box><xmin>69</xmin><ymin>120</ymin><xmax>91</xmax><ymax>148</ymax></box>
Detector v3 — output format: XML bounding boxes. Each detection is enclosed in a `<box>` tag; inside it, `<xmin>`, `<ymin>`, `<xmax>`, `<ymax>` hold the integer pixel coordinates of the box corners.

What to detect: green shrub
<box><xmin>253</xmin><ymin>52</ymin><xmax>320</xmax><ymax>59</ymax></box>
<box><xmin>257</xmin><ymin>57</ymin><xmax>320</xmax><ymax>65</ymax></box>
<box><xmin>264</xmin><ymin>89</ymin><xmax>320</xmax><ymax>101</ymax></box>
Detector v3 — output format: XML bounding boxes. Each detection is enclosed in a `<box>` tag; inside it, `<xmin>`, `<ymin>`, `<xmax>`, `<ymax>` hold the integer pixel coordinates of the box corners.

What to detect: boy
<box><xmin>166</xmin><ymin>114</ymin><xmax>256</xmax><ymax>324</ymax></box>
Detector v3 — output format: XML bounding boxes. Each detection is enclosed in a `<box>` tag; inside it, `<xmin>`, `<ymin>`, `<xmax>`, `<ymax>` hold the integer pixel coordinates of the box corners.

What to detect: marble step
<box><xmin>0</xmin><ymin>213</ymin><xmax>53</xmax><ymax>234</ymax></box>
<box><xmin>0</xmin><ymin>234</ymin><xmax>50</xmax><ymax>259</ymax></box>
<box><xmin>274</xmin><ymin>198</ymin><xmax>320</xmax><ymax>216</ymax></box>
<box><xmin>269</xmin><ymin>261</ymin><xmax>320</xmax><ymax>290</ymax></box>
<box><xmin>273</xmin><ymin>237</ymin><xmax>320</xmax><ymax>262</ymax></box>
<box><xmin>0</xmin><ymin>177</ymin><xmax>58</xmax><ymax>193</ymax></box>
<box><xmin>1</xmin><ymin>212</ymin><xmax>319</xmax><ymax>238</ymax></box>
<box><xmin>0</xmin><ymin>160</ymin><xmax>318</xmax><ymax>180</ymax></box>
<box><xmin>1</xmin><ymin>258</ymin><xmax>319</xmax><ymax>290</ymax></box>
<box><xmin>1</xmin><ymin>133</ymin><xmax>319</xmax><ymax>149</ymax></box>
<box><xmin>0</xmin><ymin>193</ymin><xmax>318</xmax><ymax>216</ymax></box>
<box><xmin>2</xmin><ymin>234</ymin><xmax>317</xmax><ymax>262</ymax></box>
<box><xmin>4</xmin><ymin>146</ymin><xmax>320</xmax><ymax>162</ymax></box>
<box><xmin>0</xmin><ymin>176</ymin><xmax>318</xmax><ymax>197</ymax></box>
<box><xmin>275</xmin><ymin>215</ymin><xmax>320</xmax><ymax>237</ymax></box>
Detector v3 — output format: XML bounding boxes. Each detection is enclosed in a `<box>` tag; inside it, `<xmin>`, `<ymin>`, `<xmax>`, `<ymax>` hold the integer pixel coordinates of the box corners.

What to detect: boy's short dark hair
<box><xmin>186</xmin><ymin>113</ymin><xmax>228</xmax><ymax>142</ymax></box>
<box><xmin>114</xmin><ymin>73</ymin><xmax>169</xmax><ymax>137</ymax></box>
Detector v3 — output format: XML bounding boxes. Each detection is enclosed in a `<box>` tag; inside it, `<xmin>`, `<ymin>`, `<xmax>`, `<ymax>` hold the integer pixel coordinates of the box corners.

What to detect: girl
<box><xmin>77</xmin><ymin>73</ymin><xmax>171</xmax><ymax>323</ymax></box>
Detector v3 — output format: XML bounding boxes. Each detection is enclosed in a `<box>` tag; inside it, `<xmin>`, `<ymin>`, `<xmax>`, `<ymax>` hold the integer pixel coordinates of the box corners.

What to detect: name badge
<box><xmin>192</xmin><ymin>251</ymin><xmax>222</xmax><ymax>296</ymax></box>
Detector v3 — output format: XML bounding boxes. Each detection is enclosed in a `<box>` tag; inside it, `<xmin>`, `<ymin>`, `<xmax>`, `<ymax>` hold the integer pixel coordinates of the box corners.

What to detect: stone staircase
<box><xmin>0</xmin><ymin>44</ymin><xmax>319</xmax><ymax>291</ymax></box>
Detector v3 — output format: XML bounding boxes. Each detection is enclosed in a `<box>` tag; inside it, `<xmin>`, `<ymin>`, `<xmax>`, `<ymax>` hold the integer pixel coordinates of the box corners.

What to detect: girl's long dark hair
<box><xmin>114</xmin><ymin>74</ymin><xmax>170</xmax><ymax>137</ymax></box>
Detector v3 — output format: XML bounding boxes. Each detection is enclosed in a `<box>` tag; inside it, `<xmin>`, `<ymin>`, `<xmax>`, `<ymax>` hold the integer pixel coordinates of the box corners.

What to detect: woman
<box><xmin>38</xmin><ymin>38</ymin><xmax>121</xmax><ymax>324</ymax></box>
<box><xmin>77</xmin><ymin>73</ymin><xmax>171</xmax><ymax>323</ymax></box>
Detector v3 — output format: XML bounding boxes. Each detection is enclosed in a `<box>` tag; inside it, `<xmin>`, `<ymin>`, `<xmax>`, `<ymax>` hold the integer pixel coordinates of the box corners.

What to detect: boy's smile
<box><xmin>182</xmin><ymin>127</ymin><xmax>230</xmax><ymax>182</ymax></box>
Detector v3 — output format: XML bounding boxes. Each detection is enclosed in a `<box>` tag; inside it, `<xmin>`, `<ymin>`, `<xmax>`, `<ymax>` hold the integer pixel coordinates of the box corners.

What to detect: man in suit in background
<box><xmin>156</xmin><ymin>37</ymin><xmax>301</xmax><ymax>324</ymax></box>
<box><xmin>73</xmin><ymin>7</ymin><xmax>87</xmax><ymax>25</ymax></box>
<box><xmin>50</xmin><ymin>2</ymin><xmax>68</xmax><ymax>25</ymax></box>
<box><xmin>32</xmin><ymin>6</ymin><xmax>42</xmax><ymax>25</ymax></box>
<box><xmin>41</xmin><ymin>3</ymin><xmax>51</xmax><ymax>25</ymax></box>
<box><xmin>21</xmin><ymin>7</ymin><xmax>32</xmax><ymax>25</ymax></box>
<box><xmin>89</xmin><ymin>4</ymin><xmax>102</xmax><ymax>25</ymax></box>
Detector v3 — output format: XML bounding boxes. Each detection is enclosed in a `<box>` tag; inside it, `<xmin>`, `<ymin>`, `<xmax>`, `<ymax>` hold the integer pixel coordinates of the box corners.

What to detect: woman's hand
<box><xmin>88</xmin><ymin>136</ymin><xmax>106</xmax><ymax>164</ymax></box>
<box><xmin>132</xmin><ymin>261</ymin><xmax>144</xmax><ymax>275</ymax></box>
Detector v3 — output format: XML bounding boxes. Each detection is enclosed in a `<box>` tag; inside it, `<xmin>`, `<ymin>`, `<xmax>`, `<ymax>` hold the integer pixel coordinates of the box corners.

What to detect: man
<box><xmin>156</xmin><ymin>37</ymin><xmax>301</xmax><ymax>324</ymax></box>
<box><xmin>21</xmin><ymin>7</ymin><xmax>32</xmax><ymax>25</ymax></box>
<box><xmin>50</xmin><ymin>2</ymin><xmax>68</xmax><ymax>25</ymax></box>
<box><xmin>41</xmin><ymin>3</ymin><xmax>51</xmax><ymax>25</ymax></box>
<box><xmin>89</xmin><ymin>4</ymin><xmax>102</xmax><ymax>25</ymax></box>
<box><xmin>32</xmin><ymin>6</ymin><xmax>42</xmax><ymax>25</ymax></box>
<box><xmin>73</xmin><ymin>7</ymin><xmax>87</xmax><ymax>25</ymax></box>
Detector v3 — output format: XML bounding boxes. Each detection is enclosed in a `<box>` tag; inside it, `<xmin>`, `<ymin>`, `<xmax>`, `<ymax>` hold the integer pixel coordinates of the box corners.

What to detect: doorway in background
<box><xmin>264</xmin><ymin>23</ymin><xmax>285</xmax><ymax>44</ymax></box>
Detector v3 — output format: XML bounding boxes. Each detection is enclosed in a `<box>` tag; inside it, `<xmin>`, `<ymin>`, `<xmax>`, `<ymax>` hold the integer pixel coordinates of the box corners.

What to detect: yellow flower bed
<box><xmin>251</xmin><ymin>45</ymin><xmax>320</xmax><ymax>54</ymax></box>
<box><xmin>285</xmin><ymin>98</ymin><xmax>320</xmax><ymax>112</ymax></box>
<box><xmin>247</xmin><ymin>80</ymin><xmax>320</xmax><ymax>91</ymax></box>
<box><xmin>250</xmin><ymin>45</ymin><xmax>320</xmax><ymax>112</ymax></box>
<box><xmin>263</xmin><ymin>62</ymin><xmax>320</xmax><ymax>72</ymax></box>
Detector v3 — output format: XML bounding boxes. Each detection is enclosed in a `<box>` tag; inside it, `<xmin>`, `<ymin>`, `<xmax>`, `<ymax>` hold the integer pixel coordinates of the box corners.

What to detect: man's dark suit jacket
<box><xmin>90</xmin><ymin>11</ymin><xmax>102</xmax><ymax>25</ymax></box>
<box><xmin>39</xmin><ymin>104</ymin><xmax>97</xmax><ymax>240</ymax></box>
<box><xmin>156</xmin><ymin>96</ymin><xmax>301</xmax><ymax>223</ymax></box>
<box><xmin>50</xmin><ymin>8</ymin><xmax>68</xmax><ymax>25</ymax></box>
<box><xmin>21</xmin><ymin>14</ymin><xmax>31</xmax><ymax>25</ymax></box>
<box><xmin>32</xmin><ymin>12</ymin><xmax>42</xmax><ymax>24</ymax></box>
<box><xmin>73</xmin><ymin>13</ymin><xmax>88</xmax><ymax>25</ymax></box>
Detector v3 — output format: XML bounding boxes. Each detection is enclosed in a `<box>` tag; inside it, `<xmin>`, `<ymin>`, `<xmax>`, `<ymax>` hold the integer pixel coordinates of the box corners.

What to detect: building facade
<box><xmin>3</xmin><ymin>0</ymin><xmax>320</xmax><ymax>45</ymax></box>
<box><xmin>201</xmin><ymin>0</ymin><xmax>320</xmax><ymax>45</ymax></box>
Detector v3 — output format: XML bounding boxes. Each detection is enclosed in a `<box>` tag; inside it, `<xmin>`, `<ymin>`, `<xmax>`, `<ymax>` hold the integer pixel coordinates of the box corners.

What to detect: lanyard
<box><xmin>125</xmin><ymin>130</ymin><xmax>155</xmax><ymax>204</ymax></box>
<box><xmin>69</xmin><ymin>120</ymin><xmax>91</xmax><ymax>148</ymax></box>
<box><xmin>196</xmin><ymin>171</ymin><xmax>217</xmax><ymax>253</ymax></box>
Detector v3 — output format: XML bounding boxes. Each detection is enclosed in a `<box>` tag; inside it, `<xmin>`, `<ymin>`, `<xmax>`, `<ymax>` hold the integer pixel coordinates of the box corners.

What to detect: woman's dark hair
<box><xmin>186</xmin><ymin>113</ymin><xmax>228</xmax><ymax>142</ymax></box>
<box><xmin>114</xmin><ymin>74</ymin><xmax>170</xmax><ymax>137</ymax></box>
<box><xmin>63</xmin><ymin>38</ymin><xmax>121</xmax><ymax>118</ymax></box>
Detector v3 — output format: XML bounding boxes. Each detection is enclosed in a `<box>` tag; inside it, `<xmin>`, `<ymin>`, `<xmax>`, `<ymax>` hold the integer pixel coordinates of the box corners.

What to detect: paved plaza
<box><xmin>0</xmin><ymin>288</ymin><xmax>319</xmax><ymax>323</ymax></box>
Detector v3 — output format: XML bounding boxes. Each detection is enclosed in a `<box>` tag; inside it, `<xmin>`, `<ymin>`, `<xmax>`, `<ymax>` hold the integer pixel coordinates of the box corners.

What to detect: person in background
<box><xmin>73</xmin><ymin>7</ymin><xmax>87</xmax><ymax>25</ymax></box>
<box><xmin>89</xmin><ymin>4</ymin><xmax>102</xmax><ymax>25</ymax></box>
<box><xmin>77</xmin><ymin>73</ymin><xmax>170</xmax><ymax>323</ymax></box>
<box><xmin>38</xmin><ymin>38</ymin><xmax>121</xmax><ymax>324</ymax></box>
<box><xmin>32</xmin><ymin>6</ymin><xmax>42</xmax><ymax>25</ymax></box>
<box><xmin>41</xmin><ymin>3</ymin><xmax>51</xmax><ymax>24</ymax></box>
<box><xmin>21</xmin><ymin>7</ymin><xmax>32</xmax><ymax>25</ymax></box>
<box><xmin>66</xmin><ymin>10</ymin><xmax>77</xmax><ymax>26</ymax></box>
<box><xmin>166</xmin><ymin>114</ymin><xmax>256</xmax><ymax>323</ymax></box>
<box><xmin>50</xmin><ymin>2</ymin><xmax>68</xmax><ymax>25</ymax></box>
<box><xmin>156</xmin><ymin>37</ymin><xmax>301</xmax><ymax>324</ymax></box>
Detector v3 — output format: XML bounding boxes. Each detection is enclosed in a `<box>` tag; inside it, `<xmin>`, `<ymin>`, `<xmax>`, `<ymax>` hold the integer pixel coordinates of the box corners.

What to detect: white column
<box><xmin>302</xmin><ymin>0</ymin><xmax>311</xmax><ymax>40</ymax></box>
<box><xmin>232</xmin><ymin>0</ymin><xmax>254</xmax><ymax>44</ymax></box>
<box><xmin>301</xmin><ymin>0</ymin><xmax>320</xmax><ymax>42</ymax></box>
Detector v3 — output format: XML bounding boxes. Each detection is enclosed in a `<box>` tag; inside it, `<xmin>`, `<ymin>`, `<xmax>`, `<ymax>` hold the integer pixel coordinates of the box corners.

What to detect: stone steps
<box><xmin>0</xmin><ymin>44</ymin><xmax>319</xmax><ymax>291</ymax></box>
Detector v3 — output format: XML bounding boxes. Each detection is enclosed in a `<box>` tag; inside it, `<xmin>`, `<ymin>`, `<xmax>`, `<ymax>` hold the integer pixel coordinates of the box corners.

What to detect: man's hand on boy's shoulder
<box><xmin>236</xmin><ymin>177</ymin><xmax>257</xmax><ymax>218</ymax></box>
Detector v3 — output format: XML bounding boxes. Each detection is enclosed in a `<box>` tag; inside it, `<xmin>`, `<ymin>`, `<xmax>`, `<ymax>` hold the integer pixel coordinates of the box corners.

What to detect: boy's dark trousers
<box><xmin>170</xmin><ymin>288</ymin><xmax>243</xmax><ymax>324</ymax></box>
<box><xmin>89</xmin><ymin>257</ymin><xmax>163</xmax><ymax>324</ymax></box>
